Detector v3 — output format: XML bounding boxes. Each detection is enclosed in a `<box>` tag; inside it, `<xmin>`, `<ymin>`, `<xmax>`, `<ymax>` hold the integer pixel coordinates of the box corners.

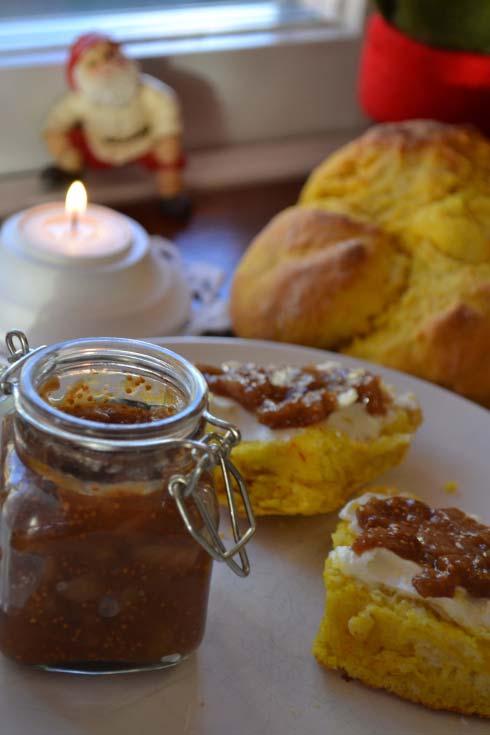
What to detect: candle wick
<box><xmin>70</xmin><ymin>212</ymin><xmax>79</xmax><ymax>235</ymax></box>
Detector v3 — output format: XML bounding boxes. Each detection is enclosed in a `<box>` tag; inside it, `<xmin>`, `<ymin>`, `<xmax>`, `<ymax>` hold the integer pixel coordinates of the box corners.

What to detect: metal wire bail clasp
<box><xmin>0</xmin><ymin>331</ymin><xmax>37</xmax><ymax>396</ymax></box>
<box><xmin>169</xmin><ymin>411</ymin><xmax>256</xmax><ymax>577</ymax></box>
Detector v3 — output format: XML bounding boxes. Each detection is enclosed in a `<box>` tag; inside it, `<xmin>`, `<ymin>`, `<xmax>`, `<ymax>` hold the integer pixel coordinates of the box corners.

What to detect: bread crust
<box><xmin>231</xmin><ymin>207</ymin><xmax>408</xmax><ymax>347</ymax></box>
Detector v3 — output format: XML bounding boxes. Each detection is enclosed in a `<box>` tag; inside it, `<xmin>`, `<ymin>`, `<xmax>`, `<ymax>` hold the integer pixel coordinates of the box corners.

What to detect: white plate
<box><xmin>1</xmin><ymin>337</ymin><xmax>488</xmax><ymax>735</ymax></box>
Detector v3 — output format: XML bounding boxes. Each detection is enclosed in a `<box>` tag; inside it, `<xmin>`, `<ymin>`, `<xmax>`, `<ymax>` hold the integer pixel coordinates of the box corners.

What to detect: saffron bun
<box><xmin>231</xmin><ymin>121</ymin><xmax>490</xmax><ymax>405</ymax></box>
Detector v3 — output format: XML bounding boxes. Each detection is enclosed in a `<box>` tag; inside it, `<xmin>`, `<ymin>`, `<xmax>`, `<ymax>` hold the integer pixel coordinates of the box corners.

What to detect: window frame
<box><xmin>0</xmin><ymin>0</ymin><xmax>365</xmax><ymax>67</ymax></box>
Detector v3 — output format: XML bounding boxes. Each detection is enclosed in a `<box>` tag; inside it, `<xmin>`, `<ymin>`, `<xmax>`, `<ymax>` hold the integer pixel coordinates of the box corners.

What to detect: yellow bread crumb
<box><xmin>215</xmin><ymin>406</ymin><xmax>421</xmax><ymax>516</ymax></box>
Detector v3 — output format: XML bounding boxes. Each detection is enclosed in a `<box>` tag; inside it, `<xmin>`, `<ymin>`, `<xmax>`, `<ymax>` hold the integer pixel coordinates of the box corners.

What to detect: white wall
<box><xmin>0</xmin><ymin>35</ymin><xmax>365</xmax><ymax>175</ymax></box>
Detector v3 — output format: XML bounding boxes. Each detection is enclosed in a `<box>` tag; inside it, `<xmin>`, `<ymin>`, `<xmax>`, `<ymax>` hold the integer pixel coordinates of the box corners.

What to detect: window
<box><xmin>0</xmin><ymin>1</ymin><xmax>362</xmax><ymax>61</ymax></box>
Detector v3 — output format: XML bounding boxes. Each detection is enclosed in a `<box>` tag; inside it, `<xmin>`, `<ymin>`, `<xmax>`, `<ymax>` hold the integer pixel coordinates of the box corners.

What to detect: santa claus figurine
<box><xmin>43</xmin><ymin>33</ymin><xmax>190</xmax><ymax>218</ymax></box>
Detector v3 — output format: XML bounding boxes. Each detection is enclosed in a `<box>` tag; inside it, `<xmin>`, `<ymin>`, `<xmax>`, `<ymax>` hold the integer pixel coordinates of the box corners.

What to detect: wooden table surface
<box><xmin>119</xmin><ymin>178</ymin><xmax>303</xmax><ymax>296</ymax></box>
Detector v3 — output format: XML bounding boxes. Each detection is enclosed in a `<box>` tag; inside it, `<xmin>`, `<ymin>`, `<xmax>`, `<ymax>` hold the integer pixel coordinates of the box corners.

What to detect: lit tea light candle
<box><xmin>18</xmin><ymin>181</ymin><xmax>132</xmax><ymax>263</ymax></box>
<box><xmin>0</xmin><ymin>185</ymin><xmax>191</xmax><ymax>344</ymax></box>
<box><xmin>66</xmin><ymin>180</ymin><xmax>87</xmax><ymax>235</ymax></box>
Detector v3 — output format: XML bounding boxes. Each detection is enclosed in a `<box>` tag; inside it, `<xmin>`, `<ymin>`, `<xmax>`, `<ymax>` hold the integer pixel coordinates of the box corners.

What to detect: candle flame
<box><xmin>65</xmin><ymin>180</ymin><xmax>87</xmax><ymax>217</ymax></box>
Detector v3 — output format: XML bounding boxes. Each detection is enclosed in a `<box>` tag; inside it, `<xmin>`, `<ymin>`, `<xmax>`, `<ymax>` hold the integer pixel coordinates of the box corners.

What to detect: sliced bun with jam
<box><xmin>198</xmin><ymin>361</ymin><xmax>422</xmax><ymax>516</ymax></box>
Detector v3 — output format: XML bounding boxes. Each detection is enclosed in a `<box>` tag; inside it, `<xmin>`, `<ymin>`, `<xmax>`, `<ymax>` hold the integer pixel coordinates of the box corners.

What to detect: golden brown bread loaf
<box><xmin>231</xmin><ymin>121</ymin><xmax>490</xmax><ymax>405</ymax></box>
<box><xmin>301</xmin><ymin>120</ymin><xmax>490</xmax><ymax>264</ymax></box>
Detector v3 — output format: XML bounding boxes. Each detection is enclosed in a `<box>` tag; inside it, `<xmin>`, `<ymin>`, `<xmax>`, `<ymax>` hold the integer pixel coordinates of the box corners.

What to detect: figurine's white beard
<box><xmin>76</xmin><ymin>61</ymin><xmax>140</xmax><ymax>106</ymax></box>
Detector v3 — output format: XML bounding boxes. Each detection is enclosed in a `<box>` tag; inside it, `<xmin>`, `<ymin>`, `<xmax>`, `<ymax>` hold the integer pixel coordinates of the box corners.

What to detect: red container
<box><xmin>359</xmin><ymin>13</ymin><xmax>490</xmax><ymax>134</ymax></box>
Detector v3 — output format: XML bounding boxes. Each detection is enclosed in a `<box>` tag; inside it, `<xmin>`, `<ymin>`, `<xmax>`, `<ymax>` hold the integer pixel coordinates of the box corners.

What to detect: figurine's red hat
<box><xmin>67</xmin><ymin>33</ymin><xmax>118</xmax><ymax>88</ymax></box>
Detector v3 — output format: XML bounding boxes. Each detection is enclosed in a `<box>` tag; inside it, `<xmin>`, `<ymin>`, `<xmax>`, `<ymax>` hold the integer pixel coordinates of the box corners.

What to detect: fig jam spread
<box><xmin>198</xmin><ymin>363</ymin><xmax>390</xmax><ymax>429</ymax></box>
<box><xmin>0</xmin><ymin>458</ymin><xmax>213</xmax><ymax>666</ymax></box>
<box><xmin>353</xmin><ymin>496</ymin><xmax>490</xmax><ymax>599</ymax></box>
<box><xmin>0</xmin><ymin>373</ymin><xmax>213</xmax><ymax>667</ymax></box>
<box><xmin>40</xmin><ymin>374</ymin><xmax>183</xmax><ymax>424</ymax></box>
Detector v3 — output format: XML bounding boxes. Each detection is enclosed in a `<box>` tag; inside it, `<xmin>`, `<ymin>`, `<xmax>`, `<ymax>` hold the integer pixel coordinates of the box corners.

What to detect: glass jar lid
<box><xmin>3</xmin><ymin>333</ymin><xmax>207</xmax><ymax>449</ymax></box>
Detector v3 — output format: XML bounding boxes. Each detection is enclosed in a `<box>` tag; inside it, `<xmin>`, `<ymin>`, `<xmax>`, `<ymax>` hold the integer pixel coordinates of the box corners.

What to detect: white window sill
<box><xmin>0</xmin><ymin>25</ymin><xmax>358</xmax><ymax>69</ymax></box>
<box><xmin>0</xmin><ymin>129</ymin><xmax>365</xmax><ymax>217</ymax></box>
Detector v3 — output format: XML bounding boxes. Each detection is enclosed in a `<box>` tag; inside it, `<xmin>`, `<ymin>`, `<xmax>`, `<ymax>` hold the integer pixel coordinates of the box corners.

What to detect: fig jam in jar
<box><xmin>0</xmin><ymin>333</ymin><xmax>254</xmax><ymax>674</ymax></box>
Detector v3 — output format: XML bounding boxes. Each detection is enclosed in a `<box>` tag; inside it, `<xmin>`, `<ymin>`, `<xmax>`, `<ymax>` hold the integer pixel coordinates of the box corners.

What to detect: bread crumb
<box><xmin>443</xmin><ymin>481</ymin><xmax>459</xmax><ymax>495</ymax></box>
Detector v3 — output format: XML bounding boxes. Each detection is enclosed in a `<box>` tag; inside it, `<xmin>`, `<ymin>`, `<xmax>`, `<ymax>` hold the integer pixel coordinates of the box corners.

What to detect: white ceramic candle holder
<box><xmin>0</xmin><ymin>203</ymin><xmax>191</xmax><ymax>345</ymax></box>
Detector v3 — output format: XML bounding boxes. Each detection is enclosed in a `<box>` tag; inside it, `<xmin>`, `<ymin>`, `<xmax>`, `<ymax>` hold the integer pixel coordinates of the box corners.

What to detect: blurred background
<box><xmin>0</xmin><ymin>0</ymin><xmax>366</xmax><ymax>193</ymax></box>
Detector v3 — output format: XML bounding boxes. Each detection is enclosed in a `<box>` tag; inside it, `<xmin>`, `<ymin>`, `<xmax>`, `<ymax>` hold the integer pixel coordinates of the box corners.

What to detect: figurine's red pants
<box><xmin>68</xmin><ymin>128</ymin><xmax>185</xmax><ymax>171</ymax></box>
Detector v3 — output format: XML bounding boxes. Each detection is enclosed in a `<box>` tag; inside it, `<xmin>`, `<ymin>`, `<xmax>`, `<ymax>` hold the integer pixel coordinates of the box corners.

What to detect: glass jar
<box><xmin>0</xmin><ymin>332</ymin><xmax>255</xmax><ymax>674</ymax></box>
